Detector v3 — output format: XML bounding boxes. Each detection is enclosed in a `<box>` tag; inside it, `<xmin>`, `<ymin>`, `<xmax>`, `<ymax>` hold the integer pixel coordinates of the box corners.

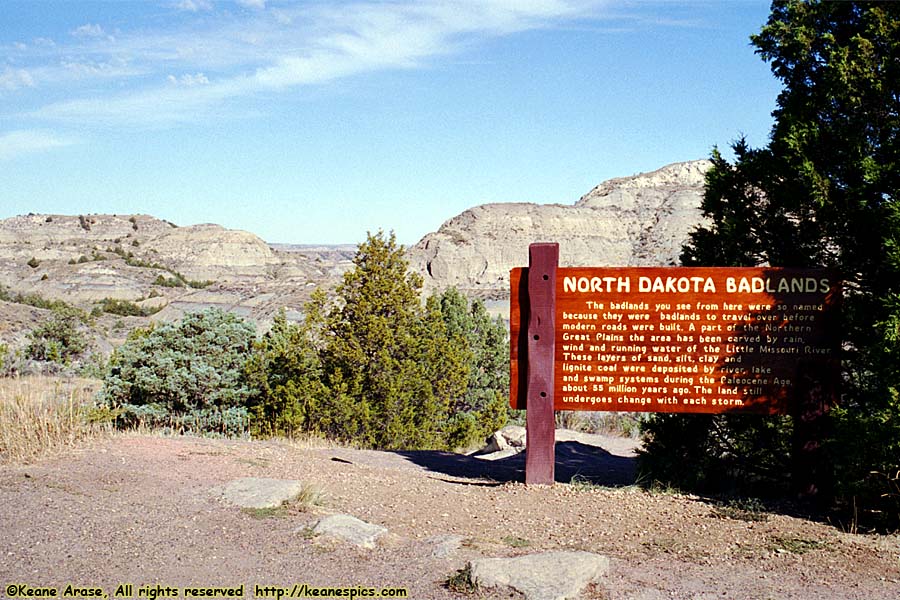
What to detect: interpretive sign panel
<box><xmin>510</xmin><ymin>266</ymin><xmax>840</xmax><ymax>414</ymax></box>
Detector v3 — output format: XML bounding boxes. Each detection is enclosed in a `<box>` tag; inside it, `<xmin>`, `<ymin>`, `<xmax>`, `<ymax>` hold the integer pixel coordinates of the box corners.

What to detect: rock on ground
<box><xmin>222</xmin><ymin>477</ymin><xmax>307</xmax><ymax>509</ymax></box>
<box><xmin>469</xmin><ymin>551</ymin><xmax>610</xmax><ymax>600</ymax></box>
<box><xmin>426</xmin><ymin>534</ymin><xmax>465</xmax><ymax>558</ymax></box>
<box><xmin>311</xmin><ymin>514</ymin><xmax>387</xmax><ymax>549</ymax></box>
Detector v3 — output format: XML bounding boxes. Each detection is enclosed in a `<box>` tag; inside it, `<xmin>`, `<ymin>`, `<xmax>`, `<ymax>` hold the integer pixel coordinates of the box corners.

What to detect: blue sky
<box><xmin>1</xmin><ymin>0</ymin><xmax>781</xmax><ymax>244</ymax></box>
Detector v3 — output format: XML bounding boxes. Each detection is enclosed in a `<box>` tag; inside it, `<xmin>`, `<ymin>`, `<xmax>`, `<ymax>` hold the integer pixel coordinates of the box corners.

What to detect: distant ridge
<box><xmin>0</xmin><ymin>159</ymin><xmax>710</xmax><ymax>350</ymax></box>
<box><xmin>0</xmin><ymin>214</ymin><xmax>354</xmax><ymax>336</ymax></box>
<box><xmin>407</xmin><ymin>160</ymin><xmax>712</xmax><ymax>299</ymax></box>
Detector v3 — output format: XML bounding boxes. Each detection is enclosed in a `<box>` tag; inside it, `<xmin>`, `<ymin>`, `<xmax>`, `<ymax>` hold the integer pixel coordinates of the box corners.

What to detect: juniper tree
<box><xmin>641</xmin><ymin>0</ymin><xmax>900</xmax><ymax>529</ymax></box>
<box><xmin>434</xmin><ymin>287</ymin><xmax>509</xmax><ymax>448</ymax></box>
<box><xmin>25</xmin><ymin>306</ymin><xmax>89</xmax><ymax>364</ymax></box>
<box><xmin>321</xmin><ymin>231</ymin><xmax>469</xmax><ymax>449</ymax></box>
<box><xmin>244</xmin><ymin>305</ymin><xmax>327</xmax><ymax>438</ymax></box>
<box><xmin>101</xmin><ymin>308</ymin><xmax>255</xmax><ymax>420</ymax></box>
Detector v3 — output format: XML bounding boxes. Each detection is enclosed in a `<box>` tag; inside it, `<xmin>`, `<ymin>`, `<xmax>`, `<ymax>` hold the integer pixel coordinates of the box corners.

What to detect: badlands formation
<box><xmin>407</xmin><ymin>159</ymin><xmax>711</xmax><ymax>298</ymax></box>
<box><xmin>0</xmin><ymin>160</ymin><xmax>710</xmax><ymax>348</ymax></box>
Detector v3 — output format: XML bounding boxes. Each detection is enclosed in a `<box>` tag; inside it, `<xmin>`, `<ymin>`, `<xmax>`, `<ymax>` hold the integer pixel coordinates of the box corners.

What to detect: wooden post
<box><xmin>525</xmin><ymin>243</ymin><xmax>558</xmax><ymax>485</ymax></box>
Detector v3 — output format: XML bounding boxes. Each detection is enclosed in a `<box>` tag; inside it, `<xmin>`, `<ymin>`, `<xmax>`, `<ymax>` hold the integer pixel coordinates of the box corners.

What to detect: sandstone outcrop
<box><xmin>0</xmin><ymin>160</ymin><xmax>711</xmax><ymax>354</ymax></box>
<box><xmin>0</xmin><ymin>214</ymin><xmax>353</xmax><ymax>328</ymax></box>
<box><xmin>408</xmin><ymin>160</ymin><xmax>711</xmax><ymax>298</ymax></box>
<box><xmin>141</xmin><ymin>224</ymin><xmax>281</xmax><ymax>281</ymax></box>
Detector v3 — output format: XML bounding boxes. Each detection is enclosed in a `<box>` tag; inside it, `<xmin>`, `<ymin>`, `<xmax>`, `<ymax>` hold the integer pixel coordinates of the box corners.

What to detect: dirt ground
<box><xmin>1</xmin><ymin>433</ymin><xmax>898</xmax><ymax>599</ymax></box>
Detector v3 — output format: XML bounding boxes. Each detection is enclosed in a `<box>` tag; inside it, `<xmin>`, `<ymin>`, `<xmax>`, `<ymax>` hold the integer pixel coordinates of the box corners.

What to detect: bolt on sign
<box><xmin>510</xmin><ymin>266</ymin><xmax>840</xmax><ymax>415</ymax></box>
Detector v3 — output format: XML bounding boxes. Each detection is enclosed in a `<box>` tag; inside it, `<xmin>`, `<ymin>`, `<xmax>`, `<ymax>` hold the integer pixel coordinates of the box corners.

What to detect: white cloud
<box><xmin>62</xmin><ymin>58</ymin><xmax>138</xmax><ymax>79</ymax></box>
<box><xmin>72</xmin><ymin>24</ymin><xmax>106</xmax><ymax>38</ymax></box>
<box><xmin>176</xmin><ymin>0</ymin><xmax>213</xmax><ymax>12</ymax></box>
<box><xmin>0</xmin><ymin>130</ymin><xmax>76</xmax><ymax>160</ymax></box>
<box><xmin>29</xmin><ymin>0</ymin><xmax>605</xmax><ymax>125</ymax></box>
<box><xmin>167</xmin><ymin>72</ymin><xmax>210</xmax><ymax>86</ymax></box>
<box><xmin>1</xmin><ymin>67</ymin><xmax>35</xmax><ymax>91</ymax></box>
<box><xmin>237</xmin><ymin>0</ymin><xmax>266</xmax><ymax>8</ymax></box>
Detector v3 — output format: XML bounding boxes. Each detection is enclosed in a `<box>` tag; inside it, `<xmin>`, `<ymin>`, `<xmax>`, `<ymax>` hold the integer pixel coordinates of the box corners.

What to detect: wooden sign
<box><xmin>511</xmin><ymin>266</ymin><xmax>840</xmax><ymax>415</ymax></box>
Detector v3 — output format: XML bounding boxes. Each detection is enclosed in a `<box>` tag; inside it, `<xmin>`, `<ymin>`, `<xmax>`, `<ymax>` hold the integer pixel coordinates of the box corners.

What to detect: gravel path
<box><xmin>1</xmin><ymin>433</ymin><xmax>898</xmax><ymax>599</ymax></box>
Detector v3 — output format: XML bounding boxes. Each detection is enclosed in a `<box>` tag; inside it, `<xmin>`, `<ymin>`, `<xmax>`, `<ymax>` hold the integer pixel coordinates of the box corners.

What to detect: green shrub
<box><xmin>246</xmin><ymin>235</ymin><xmax>510</xmax><ymax>452</ymax></box>
<box><xmin>318</xmin><ymin>232</ymin><xmax>469</xmax><ymax>449</ymax></box>
<box><xmin>639</xmin><ymin>1</ymin><xmax>900</xmax><ymax>531</ymax></box>
<box><xmin>244</xmin><ymin>307</ymin><xmax>327</xmax><ymax>438</ymax></box>
<box><xmin>100</xmin><ymin>309</ymin><xmax>256</xmax><ymax>427</ymax></box>
<box><xmin>432</xmin><ymin>287</ymin><xmax>509</xmax><ymax>444</ymax></box>
<box><xmin>111</xmin><ymin>246</ymin><xmax>133</xmax><ymax>259</ymax></box>
<box><xmin>0</xmin><ymin>286</ymin><xmax>73</xmax><ymax>312</ymax></box>
<box><xmin>77</xmin><ymin>352</ymin><xmax>108</xmax><ymax>380</ymax></box>
<box><xmin>114</xmin><ymin>403</ymin><xmax>249</xmax><ymax>438</ymax></box>
<box><xmin>25</xmin><ymin>306</ymin><xmax>90</xmax><ymax>364</ymax></box>
<box><xmin>96</xmin><ymin>298</ymin><xmax>161</xmax><ymax>317</ymax></box>
<box><xmin>153</xmin><ymin>274</ymin><xmax>184</xmax><ymax>288</ymax></box>
<box><xmin>187</xmin><ymin>279</ymin><xmax>213</xmax><ymax>289</ymax></box>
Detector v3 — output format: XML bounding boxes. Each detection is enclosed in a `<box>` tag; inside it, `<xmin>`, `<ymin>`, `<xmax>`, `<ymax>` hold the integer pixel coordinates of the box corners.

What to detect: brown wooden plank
<box><xmin>524</xmin><ymin>243</ymin><xmax>558</xmax><ymax>485</ymax></box>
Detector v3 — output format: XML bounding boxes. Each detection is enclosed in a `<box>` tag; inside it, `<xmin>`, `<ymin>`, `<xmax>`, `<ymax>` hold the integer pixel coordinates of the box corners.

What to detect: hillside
<box><xmin>0</xmin><ymin>160</ymin><xmax>710</xmax><ymax>354</ymax></box>
<box><xmin>0</xmin><ymin>214</ymin><xmax>353</xmax><ymax>332</ymax></box>
<box><xmin>407</xmin><ymin>160</ymin><xmax>711</xmax><ymax>298</ymax></box>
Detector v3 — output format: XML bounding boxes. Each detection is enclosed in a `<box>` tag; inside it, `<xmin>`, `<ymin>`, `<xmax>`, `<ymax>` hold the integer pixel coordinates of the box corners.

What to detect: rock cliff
<box><xmin>0</xmin><ymin>159</ymin><xmax>711</xmax><ymax>352</ymax></box>
<box><xmin>408</xmin><ymin>160</ymin><xmax>711</xmax><ymax>298</ymax></box>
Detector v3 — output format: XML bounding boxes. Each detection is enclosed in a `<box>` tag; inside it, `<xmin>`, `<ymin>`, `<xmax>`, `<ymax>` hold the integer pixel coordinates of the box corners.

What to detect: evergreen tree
<box><xmin>25</xmin><ymin>305</ymin><xmax>90</xmax><ymax>364</ymax></box>
<box><xmin>641</xmin><ymin>0</ymin><xmax>900</xmax><ymax>529</ymax></box>
<box><xmin>321</xmin><ymin>231</ymin><xmax>469</xmax><ymax>449</ymax></box>
<box><xmin>434</xmin><ymin>287</ymin><xmax>509</xmax><ymax>448</ymax></box>
<box><xmin>244</xmin><ymin>306</ymin><xmax>326</xmax><ymax>438</ymax></box>
<box><xmin>245</xmin><ymin>236</ymin><xmax>509</xmax><ymax>451</ymax></box>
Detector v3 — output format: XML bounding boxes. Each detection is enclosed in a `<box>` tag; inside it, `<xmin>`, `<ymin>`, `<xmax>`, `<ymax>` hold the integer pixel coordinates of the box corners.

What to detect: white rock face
<box><xmin>408</xmin><ymin>160</ymin><xmax>712</xmax><ymax>297</ymax></box>
<box><xmin>142</xmin><ymin>224</ymin><xmax>281</xmax><ymax>281</ymax></box>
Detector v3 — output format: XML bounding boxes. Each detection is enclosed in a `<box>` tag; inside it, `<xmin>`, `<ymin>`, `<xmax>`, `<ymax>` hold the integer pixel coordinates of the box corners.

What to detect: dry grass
<box><xmin>240</xmin><ymin>483</ymin><xmax>327</xmax><ymax>519</ymax></box>
<box><xmin>0</xmin><ymin>376</ymin><xmax>107</xmax><ymax>464</ymax></box>
<box><xmin>281</xmin><ymin>432</ymin><xmax>359</xmax><ymax>450</ymax></box>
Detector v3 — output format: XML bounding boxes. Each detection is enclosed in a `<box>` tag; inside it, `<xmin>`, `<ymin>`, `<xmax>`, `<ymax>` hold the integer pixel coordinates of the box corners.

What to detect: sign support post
<box><xmin>524</xmin><ymin>243</ymin><xmax>558</xmax><ymax>485</ymax></box>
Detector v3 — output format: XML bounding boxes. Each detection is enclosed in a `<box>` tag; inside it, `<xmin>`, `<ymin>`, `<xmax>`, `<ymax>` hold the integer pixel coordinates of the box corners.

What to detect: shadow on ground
<box><xmin>393</xmin><ymin>441</ymin><xmax>637</xmax><ymax>486</ymax></box>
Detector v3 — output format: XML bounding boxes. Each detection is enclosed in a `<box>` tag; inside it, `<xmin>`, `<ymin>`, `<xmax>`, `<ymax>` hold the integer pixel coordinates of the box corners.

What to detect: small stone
<box><xmin>312</xmin><ymin>514</ymin><xmax>387</xmax><ymax>549</ymax></box>
<box><xmin>469</xmin><ymin>551</ymin><xmax>610</xmax><ymax>600</ymax></box>
<box><xmin>222</xmin><ymin>478</ymin><xmax>306</xmax><ymax>509</ymax></box>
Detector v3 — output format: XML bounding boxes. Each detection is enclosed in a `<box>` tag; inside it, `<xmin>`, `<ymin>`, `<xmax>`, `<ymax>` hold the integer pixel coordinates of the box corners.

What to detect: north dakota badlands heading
<box><xmin>562</xmin><ymin>274</ymin><xmax>832</xmax><ymax>295</ymax></box>
<box><xmin>510</xmin><ymin>266</ymin><xmax>839</xmax><ymax>414</ymax></box>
